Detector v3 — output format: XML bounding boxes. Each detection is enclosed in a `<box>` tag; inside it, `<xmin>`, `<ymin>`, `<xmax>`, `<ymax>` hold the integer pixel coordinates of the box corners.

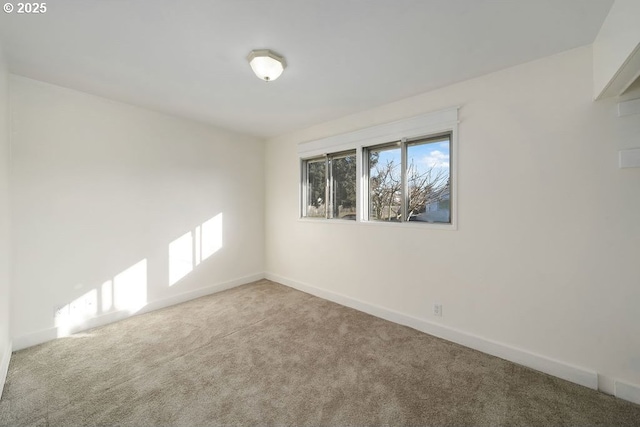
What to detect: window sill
<box><xmin>298</xmin><ymin>217</ymin><xmax>457</xmax><ymax>230</ymax></box>
<box><xmin>298</xmin><ymin>217</ymin><xmax>358</xmax><ymax>225</ymax></box>
<box><xmin>358</xmin><ymin>220</ymin><xmax>456</xmax><ymax>231</ymax></box>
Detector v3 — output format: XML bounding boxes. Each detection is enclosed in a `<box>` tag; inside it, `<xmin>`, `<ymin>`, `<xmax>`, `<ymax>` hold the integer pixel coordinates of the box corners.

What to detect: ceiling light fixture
<box><xmin>247</xmin><ymin>49</ymin><xmax>286</xmax><ymax>82</ymax></box>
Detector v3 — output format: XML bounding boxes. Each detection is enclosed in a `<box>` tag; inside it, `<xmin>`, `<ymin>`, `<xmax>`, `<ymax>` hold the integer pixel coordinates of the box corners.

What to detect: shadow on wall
<box><xmin>53</xmin><ymin>213</ymin><xmax>223</xmax><ymax>338</ymax></box>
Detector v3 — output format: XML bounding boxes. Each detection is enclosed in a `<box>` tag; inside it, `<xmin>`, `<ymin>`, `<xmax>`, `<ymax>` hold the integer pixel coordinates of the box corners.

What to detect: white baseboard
<box><xmin>13</xmin><ymin>273</ymin><xmax>265</xmax><ymax>351</ymax></box>
<box><xmin>0</xmin><ymin>341</ymin><xmax>12</xmax><ymax>399</ymax></box>
<box><xmin>615</xmin><ymin>380</ymin><xmax>640</xmax><ymax>405</ymax></box>
<box><xmin>265</xmin><ymin>272</ymin><xmax>599</xmax><ymax>391</ymax></box>
<box><xmin>139</xmin><ymin>272</ymin><xmax>264</xmax><ymax>315</ymax></box>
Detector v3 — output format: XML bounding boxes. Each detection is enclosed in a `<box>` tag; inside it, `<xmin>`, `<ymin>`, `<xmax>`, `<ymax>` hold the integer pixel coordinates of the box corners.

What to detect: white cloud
<box><xmin>422</xmin><ymin>150</ymin><xmax>450</xmax><ymax>169</ymax></box>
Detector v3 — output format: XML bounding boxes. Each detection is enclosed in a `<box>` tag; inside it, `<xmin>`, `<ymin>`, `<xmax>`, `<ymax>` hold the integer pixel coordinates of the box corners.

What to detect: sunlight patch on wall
<box><xmin>54</xmin><ymin>259</ymin><xmax>148</xmax><ymax>338</ymax></box>
<box><xmin>101</xmin><ymin>280</ymin><xmax>113</xmax><ymax>312</ymax></box>
<box><xmin>113</xmin><ymin>259</ymin><xmax>148</xmax><ymax>313</ymax></box>
<box><xmin>202</xmin><ymin>213</ymin><xmax>223</xmax><ymax>261</ymax></box>
<box><xmin>195</xmin><ymin>225</ymin><xmax>201</xmax><ymax>267</ymax></box>
<box><xmin>168</xmin><ymin>213</ymin><xmax>223</xmax><ymax>286</ymax></box>
<box><xmin>51</xmin><ymin>213</ymin><xmax>223</xmax><ymax>338</ymax></box>
<box><xmin>169</xmin><ymin>231</ymin><xmax>194</xmax><ymax>286</ymax></box>
<box><xmin>54</xmin><ymin>288</ymin><xmax>98</xmax><ymax>336</ymax></box>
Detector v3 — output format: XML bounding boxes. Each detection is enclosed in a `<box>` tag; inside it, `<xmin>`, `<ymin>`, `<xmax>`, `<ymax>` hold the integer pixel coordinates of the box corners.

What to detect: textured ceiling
<box><xmin>0</xmin><ymin>0</ymin><xmax>613</xmax><ymax>138</ymax></box>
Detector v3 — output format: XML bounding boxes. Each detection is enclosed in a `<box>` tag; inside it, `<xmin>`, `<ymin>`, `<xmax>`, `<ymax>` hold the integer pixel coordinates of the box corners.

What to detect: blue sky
<box><xmin>374</xmin><ymin>138</ymin><xmax>450</xmax><ymax>177</ymax></box>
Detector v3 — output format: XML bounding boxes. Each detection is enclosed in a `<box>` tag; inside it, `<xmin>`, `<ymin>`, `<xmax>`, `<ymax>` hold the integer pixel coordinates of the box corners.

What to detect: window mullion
<box><xmin>357</xmin><ymin>147</ymin><xmax>365</xmax><ymax>222</ymax></box>
<box><xmin>400</xmin><ymin>138</ymin><xmax>408</xmax><ymax>222</ymax></box>
<box><xmin>302</xmin><ymin>160</ymin><xmax>308</xmax><ymax>217</ymax></box>
<box><xmin>325</xmin><ymin>155</ymin><xmax>330</xmax><ymax>219</ymax></box>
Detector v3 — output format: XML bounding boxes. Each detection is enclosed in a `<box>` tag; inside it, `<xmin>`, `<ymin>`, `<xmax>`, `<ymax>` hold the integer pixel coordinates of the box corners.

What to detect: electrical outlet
<box><xmin>433</xmin><ymin>303</ymin><xmax>443</xmax><ymax>317</ymax></box>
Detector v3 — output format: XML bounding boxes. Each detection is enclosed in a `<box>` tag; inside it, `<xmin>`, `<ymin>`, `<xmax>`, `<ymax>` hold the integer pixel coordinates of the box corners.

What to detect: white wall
<box><xmin>265</xmin><ymin>46</ymin><xmax>640</xmax><ymax>394</ymax></box>
<box><xmin>10</xmin><ymin>76</ymin><xmax>264</xmax><ymax>347</ymax></box>
<box><xmin>0</xmin><ymin>42</ymin><xmax>12</xmax><ymax>396</ymax></box>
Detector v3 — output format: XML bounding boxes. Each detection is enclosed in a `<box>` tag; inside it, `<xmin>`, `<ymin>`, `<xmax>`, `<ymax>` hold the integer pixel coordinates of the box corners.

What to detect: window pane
<box><xmin>368</xmin><ymin>146</ymin><xmax>402</xmax><ymax>221</ymax></box>
<box><xmin>306</xmin><ymin>159</ymin><xmax>326</xmax><ymax>218</ymax></box>
<box><xmin>329</xmin><ymin>153</ymin><xmax>356</xmax><ymax>220</ymax></box>
<box><xmin>406</xmin><ymin>136</ymin><xmax>451</xmax><ymax>223</ymax></box>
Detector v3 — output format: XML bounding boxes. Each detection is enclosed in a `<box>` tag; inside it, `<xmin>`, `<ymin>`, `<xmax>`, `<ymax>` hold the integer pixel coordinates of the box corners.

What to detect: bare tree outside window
<box><xmin>368</xmin><ymin>147</ymin><xmax>402</xmax><ymax>221</ymax></box>
<box><xmin>406</xmin><ymin>137</ymin><xmax>450</xmax><ymax>223</ymax></box>
<box><xmin>366</xmin><ymin>135</ymin><xmax>451</xmax><ymax>223</ymax></box>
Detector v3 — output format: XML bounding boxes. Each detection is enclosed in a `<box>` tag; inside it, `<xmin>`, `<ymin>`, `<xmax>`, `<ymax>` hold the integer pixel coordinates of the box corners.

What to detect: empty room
<box><xmin>1</xmin><ymin>0</ymin><xmax>640</xmax><ymax>425</ymax></box>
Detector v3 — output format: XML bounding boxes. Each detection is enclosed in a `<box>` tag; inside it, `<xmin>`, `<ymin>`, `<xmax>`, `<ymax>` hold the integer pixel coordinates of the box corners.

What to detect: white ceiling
<box><xmin>0</xmin><ymin>0</ymin><xmax>613</xmax><ymax>138</ymax></box>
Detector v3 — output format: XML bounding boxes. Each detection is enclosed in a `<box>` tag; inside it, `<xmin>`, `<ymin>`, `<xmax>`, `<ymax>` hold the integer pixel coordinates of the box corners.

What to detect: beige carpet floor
<box><xmin>1</xmin><ymin>279</ymin><xmax>639</xmax><ymax>426</ymax></box>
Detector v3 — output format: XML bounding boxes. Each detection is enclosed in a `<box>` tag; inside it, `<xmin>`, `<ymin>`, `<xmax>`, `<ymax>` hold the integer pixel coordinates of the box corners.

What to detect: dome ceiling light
<box><xmin>247</xmin><ymin>49</ymin><xmax>287</xmax><ymax>82</ymax></box>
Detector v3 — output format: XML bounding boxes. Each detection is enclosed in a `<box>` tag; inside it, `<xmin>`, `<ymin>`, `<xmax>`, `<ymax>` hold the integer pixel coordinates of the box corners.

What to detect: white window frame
<box><xmin>298</xmin><ymin>107</ymin><xmax>459</xmax><ymax>230</ymax></box>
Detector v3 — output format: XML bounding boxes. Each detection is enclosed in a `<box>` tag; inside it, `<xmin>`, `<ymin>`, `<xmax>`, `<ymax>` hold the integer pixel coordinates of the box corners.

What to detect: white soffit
<box><xmin>298</xmin><ymin>107</ymin><xmax>459</xmax><ymax>157</ymax></box>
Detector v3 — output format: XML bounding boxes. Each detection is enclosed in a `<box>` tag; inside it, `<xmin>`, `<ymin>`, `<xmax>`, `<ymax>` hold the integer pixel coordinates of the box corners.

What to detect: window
<box><xmin>298</xmin><ymin>107</ymin><xmax>458</xmax><ymax>228</ymax></box>
<box><xmin>302</xmin><ymin>151</ymin><xmax>356</xmax><ymax>220</ymax></box>
<box><xmin>366</xmin><ymin>134</ymin><xmax>451</xmax><ymax>223</ymax></box>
